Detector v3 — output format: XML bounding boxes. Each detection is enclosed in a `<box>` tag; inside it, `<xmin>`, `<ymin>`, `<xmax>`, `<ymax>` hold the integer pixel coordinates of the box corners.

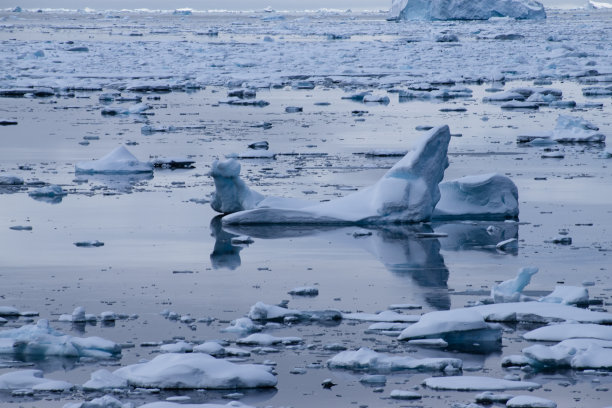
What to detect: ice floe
<box><xmin>506</xmin><ymin>395</ymin><xmax>557</xmax><ymax>408</ymax></box>
<box><xmin>246</xmin><ymin>301</ymin><xmax>341</xmax><ymax>323</ymax></box>
<box><xmin>523</xmin><ymin>323</ymin><xmax>612</xmax><ymax>342</ymax></box>
<box><xmin>0</xmin><ymin>174</ymin><xmax>24</xmax><ymax>185</ymax></box>
<box><xmin>539</xmin><ymin>285</ymin><xmax>589</xmax><ymax>305</ymax></box>
<box><xmin>389</xmin><ymin>0</ymin><xmax>546</xmax><ymax>21</ymax></box>
<box><xmin>511</xmin><ymin>338</ymin><xmax>612</xmax><ymax>370</ymax></box>
<box><xmin>0</xmin><ymin>369</ymin><xmax>73</xmax><ymax>392</ymax></box>
<box><xmin>433</xmin><ymin>173</ymin><xmax>519</xmax><ymax>220</ymax></box>
<box><xmin>0</xmin><ymin>319</ymin><xmax>121</xmax><ymax>358</ymax></box>
<box><xmin>112</xmin><ymin>353</ymin><xmax>277</xmax><ymax>389</ymax></box>
<box><xmin>422</xmin><ymin>375</ymin><xmax>541</xmax><ymax>390</ymax></box>
<box><xmin>397</xmin><ymin>308</ymin><xmax>502</xmax><ymax>347</ymax></box>
<box><xmin>327</xmin><ymin>347</ymin><xmax>462</xmax><ymax>372</ymax></box>
<box><xmin>76</xmin><ymin>146</ymin><xmax>153</xmax><ymax>174</ymax></box>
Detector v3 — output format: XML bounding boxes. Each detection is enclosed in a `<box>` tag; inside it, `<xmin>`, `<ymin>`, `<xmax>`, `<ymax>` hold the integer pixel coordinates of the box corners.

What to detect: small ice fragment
<box><xmin>74</xmin><ymin>240</ymin><xmax>104</xmax><ymax>247</ymax></box>
<box><xmin>288</xmin><ymin>286</ymin><xmax>318</xmax><ymax>296</ymax></box>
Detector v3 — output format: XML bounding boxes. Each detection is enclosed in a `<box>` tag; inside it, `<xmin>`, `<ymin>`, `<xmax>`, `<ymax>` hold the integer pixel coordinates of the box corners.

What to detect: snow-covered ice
<box><xmin>0</xmin><ymin>369</ymin><xmax>73</xmax><ymax>392</ymax></box>
<box><xmin>76</xmin><ymin>146</ymin><xmax>153</xmax><ymax>174</ymax></box>
<box><xmin>523</xmin><ymin>323</ymin><xmax>612</xmax><ymax>342</ymax></box>
<box><xmin>506</xmin><ymin>395</ymin><xmax>557</xmax><ymax>408</ymax></box>
<box><xmin>0</xmin><ymin>319</ymin><xmax>121</xmax><ymax>358</ymax></box>
<box><xmin>539</xmin><ymin>286</ymin><xmax>589</xmax><ymax>305</ymax></box>
<box><xmin>423</xmin><ymin>376</ymin><xmax>541</xmax><ymax>391</ymax></box>
<box><xmin>112</xmin><ymin>353</ymin><xmax>277</xmax><ymax>389</ymax></box>
<box><xmin>327</xmin><ymin>347</ymin><xmax>462</xmax><ymax>372</ymax></box>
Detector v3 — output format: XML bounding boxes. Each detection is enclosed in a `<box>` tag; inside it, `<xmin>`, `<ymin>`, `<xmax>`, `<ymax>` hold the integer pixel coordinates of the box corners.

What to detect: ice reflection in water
<box><xmin>213</xmin><ymin>219</ymin><xmax>519</xmax><ymax>310</ymax></box>
<box><xmin>74</xmin><ymin>172</ymin><xmax>153</xmax><ymax>194</ymax></box>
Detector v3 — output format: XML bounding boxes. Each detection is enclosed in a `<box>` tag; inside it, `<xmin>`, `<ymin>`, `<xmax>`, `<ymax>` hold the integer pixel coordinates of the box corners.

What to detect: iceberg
<box><xmin>219</xmin><ymin>125</ymin><xmax>451</xmax><ymax>224</ymax></box>
<box><xmin>0</xmin><ymin>319</ymin><xmax>121</xmax><ymax>359</ymax></box>
<box><xmin>388</xmin><ymin>0</ymin><xmax>546</xmax><ymax>21</ymax></box>
<box><xmin>75</xmin><ymin>146</ymin><xmax>154</xmax><ymax>174</ymax></box>
<box><xmin>539</xmin><ymin>285</ymin><xmax>589</xmax><ymax>305</ymax></box>
<box><xmin>327</xmin><ymin>347</ymin><xmax>462</xmax><ymax>372</ymax></box>
<box><xmin>551</xmin><ymin>115</ymin><xmax>606</xmax><ymax>143</ymax></box>
<box><xmin>112</xmin><ymin>353</ymin><xmax>277</xmax><ymax>389</ymax></box>
<box><xmin>433</xmin><ymin>173</ymin><xmax>519</xmax><ymax>220</ymax></box>
<box><xmin>210</xmin><ymin>126</ymin><xmax>520</xmax><ymax>225</ymax></box>
<box><xmin>491</xmin><ymin>267</ymin><xmax>539</xmax><ymax>303</ymax></box>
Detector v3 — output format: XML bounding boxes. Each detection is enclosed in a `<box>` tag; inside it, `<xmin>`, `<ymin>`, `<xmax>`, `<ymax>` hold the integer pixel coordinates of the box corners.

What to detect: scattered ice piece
<box><xmin>193</xmin><ymin>341</ymin><xmax>226</xmax><ymax>356</ymax></box>
<box><xmin>433</xmin><ymin>173</ymin><xmax>519</xmax><ymax>220</ymax></box>
<box><xmin>101</xmin><ymin>103</ymin><xmax>150</xmax><ymax>116</ymax></box>
<box><xmin>327</xmin><ymin>347</ymin><xmax>462</xmax><ymax>372</ymax></box>
<box><xmin>0</xmin><ymin>307</ymin><xmax>20</xmax><ymax>317</ymax></box>
<box><xmin>63</xmin><ymin>395</ymin><xmax>132</xmax><ymax>408</ymax></box>
<box><xmin>491</xmin><ymin>267</ymin><xmax>539</xmax><ymax>303</ymax></box>
<box><xmin>362</xmin><ymin>94</ymin><xmax>390</xmax><ymax>103</ymax></box>
<box><xmin>285</xmin><ymin>106</ymin><xmax>303</xmax><ymax>113</ymax></box>
<box><xmin>74</xmin><ymin>240</ymin><xmax>104</xmax><ymax>247</ymax></box>
<box><xmin>288</xmin><ymin>286</ymin><xmax>318</xmax><ymax>296</ymax></box>
<box><xmin>506</xmin><ymin>396</ymin><xmax>557</xmax><ymax>408</ymax></box>
<box><xmin>435</xmin><ymin>33</ymin><xmax>459</xmax><ymax>43</ymax></box>
<box><xmin>247</xmin><ymin>301</ymin><xmax>341</xmax><ymax>323</ymax></box>
<box><xmin>76</xmin><ymin>146</ymin><xmax>153</xmax><ymax>174</ymax></box>
<box><xmin>390</xmin><ymin>389</ymin><xmax>422</xmax><ymax>399</ymax></box>
<box><xmin>236</xmin><ymin>333</ymin><xmax>302</xmax><ymax>346</ymax></box>
<box><xmin>0</xmin><ymin>174</ymin><xmax>24</xmax><ymax>185</ymax></box>
<box><xmin>552</xmin><ymin>115</ymin><xmax>605</xmax><ymax>143</ymax></box>
<box><xmin>113</xmin><ymin>353</ymin><xmax>277</xmax><ymax>389</ymax></box>
<box><xmin>0</xmin><ymin>369</ymin><xmax>73</xmax><ymax>392</ymax></box>
<box><xmin>226</xmin><ymin>151</ymin><xmax>276</xmax><ymax>159</ymax></box>
<box><xmin>160</xmin><ymin>341</ymin><xmax>193</xmax><ymax>353</ymax></box>
<box><xmin>361</xmin><ymin>149</ymin><xmax>409</xmax><ymax>157</ymax></box>
<box><xmin>523</xmin><ymin>323</ymin><xmax>612</xmax><ymax>342</ymax></box>
<box><xmin>473</xmin><ymin>302</ymin><xmax>612</xmax><ymax>324</ymax></box>
<box><xmin>82</xmin><ymin>369</ymin><xmax>128</xmax><ymax>391</ymax></box>
<box><xmin>423</xmin><ymin>376</ymin><xmax>540</xmax><ymax>391</ymax></box>
<box><xmin>501</xmin><ymin>101</ymin><xmax>539</xmax><ymax>110</ymax></box>
<box><xmin>483</xmin><ymin>91</ymin><xmax>525</xmax><ymax>102</ymax></box>
<box><xmin>28</xmin><ymin>185</ymin><xmax>66</xmax><ymax>198</ymax></box>
<box><xmin>539</xmin><ymin>286</ymin><xmax>588</xmax><ymax>306</ymax></box>
<box><xmin>388</xmin><ymin>304</ymin><xmax>422</xmax><ymax>310</ymax></box>
<box><xmin>343</xmin><ymin>310</ymin><xmax>419</xmax><ymax>323</ymax></box>
<box><xmin>222</xmin><ymin>317</ymin><xmax>262</xmax><ymax>334</ymax></box>
<box><xmin>359</xmin><ymin>374</ymin><xmax>386</xmax><ymax>384</ymax></box>
<box><xmin>475</xmin><ymin>391</ymin><xmax>514</xmax><ymax>403</ymax></box>
<box><xmin>210</xmin><ymin>159</ymin><xmax>265</xmax><ymax>214</ymax></box>
<box><xmin>0</xmin><ymin>319</ymin><xmax>121</xmax><ymax>358</ymax></box>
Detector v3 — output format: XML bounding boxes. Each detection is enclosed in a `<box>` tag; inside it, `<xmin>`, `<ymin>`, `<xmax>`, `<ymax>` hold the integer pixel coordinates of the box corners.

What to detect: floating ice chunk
<box><xmin>506</xmin><ymin>396</ymin><xmax>557</xmax><ymax>408</ymax></box>
<box><xmin>483</xmin><ymin>91</ymin><xmax>525</xmax><ymax>102</ymax></box>
<box><xmin>362</xmin><ymin>94</ymin><xmax>390</xmax><ymax>103</ymax></box>
<box><xmin>74</xmin><ymin>240</ymin><xmax>104</xmax><ymax>247</ymax></box>
<box><xmin>101</xmin><ymin>103</ymin><xmax>150</xmax><ymax>116</ymax></box>
<box><xmin>327</xmin><ymin>347</ymin><xmax>462</xmax><ymax>372</ymax></box>
<box><xmin>501</xmin><ymin>101</ymin><xmax>539</xmax><ymax>110</ymax></box>
<box><xmin>28</xmin><ymin>185</ymin><xmax>66</xmax><ymax>197</ymax></box>
<box><xmin>523</xmin><ymin>323</ymin><xmax>612</xmax><ymax>342</ymax></box>
<box><xmin>551</xmin><ymin>115</ymin><xmax>605</xmax><ymax>143</ymax></box>
<box><xmin>343</xmin><ymin>310</ymin><xmax>419</xmax><ymax>323</ymax></box>
<box><xmin>193</xmin><ymin>341</ymin><xmax>226</xmax><ymax>357</ymax></box>
<box><xmin>0</xmin><ymin>306</ymin><xmax>20</xmax><ymax>316</ymax></box>
<box><xmin>59</xmin><ymin>306</ymin><xmax>98</xmax><ymax>322</ymax></box>
<box><xmin>474</xmin><ymin>302</ymin><xmax>612</xmax><ymax>324</ymax></box>
<box><xmin>361</xmin><ymin>149</ymin><xmax>409</xmax><ymax>157</ymax></box>
<box><xmin>433</xmin><ymin>173</ymin><xmax>518</xmax><ymax>220</ymax></box>
<box><xmin>82</xmin><ymin>369</ymin><xmax>128</xmax><ymax>391</ymax></box>
<box><xmin>521</xmin><ymin>339</ymin><xmax>612</xmax><ymax>369</ymax></box>
<box><xmin>225</xmin><ymin>151</ymin><xmax>276</xmax><ymax>159</ymax></box>
<box><xmin>76</xmin><ymin>146</ymin><xmax>153</xmax><ymax>174</ymax></box>
<box><xmin>408</xmin><ymin>338</ymin><xmax>448</xmax><ymax>347</ymax></box>
<box><xmin>475</xmin><ymin>391</ymin><xmax>514</xmax><ymax>403</ymax></box>
<box><xmin>539</xmin><ymin>286</ymin><xmax>588</xmax><ymax>305</ymax></box>
<box><xmin>0</xmin><ymin>319</ymin><xmax>120</xmax><ymax>358</ymax></box>
<box><xmin>423</xmin><ymin>376</ymin><xmax>540</xmax><ymax>391</ymax></box>
<box><xmin>0</xmin><ymin>369</ymin><xmax>73</xmax><ymax>392</ymax></box>
<box><xmin>209</xmin><ymin>159</ymin><xmax>265</xmax><ymax>214</ymax></box>
<box><xmin>390</xmin><ymin>389</ymin><xmax>422</xmax><ymax>399</ymax></box>
<box><xmin>491</xmin><ymin>267</ymin><xmax>538</xmax><ymax>303</ymax></box>
<box><xmin>0</xmin><ymin>174</ymin><xmax>24</xmax><ymax>185</ymax></box>
<box><xmin>366</xmin><ymin>322</ymin><xmax>411</xmax><ymax>333</ymax></box>
<box><xmin>389</xmin><ymin>0</ymin><xmax>546</xmax><ymax>20</ymax></box>
<box><xmin>236</xmin><ymin>333</ymin><xmax>302</xmax><ymax>346</ymax></box>
<box><xmin>398</xmin><ymin>308</ymin><xmax>501</xmax><ymax>346</ymax></box>
<box><xmin>246</xmin><ymin>301</ymin><xmax>341</xmax><ymax>322</ymax></box>
<box><xmin>160</xmin><ymin>341</ymin><xmax>193</xmax><ymax>353</ymax></box>
<box><xmin>222</xmin><ymin>317</ymin><xmax>261</xmax><ymax>334</ymax></box>
<box><xmin>288</xmin><ymin>286</ymin><xmax>318</xmax><ymax>296</ymax></box>
<box><xmin>221</xmin><ymin>126</ymin><xmax>451</xmax><ymax>225</ymax></box>
<box><xmin>113</xmin><ymin>353</ymin><xmax>277</xmax><ymax>389</ymax></box>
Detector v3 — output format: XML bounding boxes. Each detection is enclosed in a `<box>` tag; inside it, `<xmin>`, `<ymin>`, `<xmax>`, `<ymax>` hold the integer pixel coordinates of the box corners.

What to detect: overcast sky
<box><xmin>7</xmin><ymin>0</ymin><xmax>606</xmax><ymax>11</ymax></box>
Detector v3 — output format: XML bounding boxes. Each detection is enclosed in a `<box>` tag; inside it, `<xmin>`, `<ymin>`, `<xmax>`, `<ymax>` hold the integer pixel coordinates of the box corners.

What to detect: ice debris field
<box><xmin>1</xmin><ymin>2</ymin><xmax>612</xmax><ymax>408</ymax></box>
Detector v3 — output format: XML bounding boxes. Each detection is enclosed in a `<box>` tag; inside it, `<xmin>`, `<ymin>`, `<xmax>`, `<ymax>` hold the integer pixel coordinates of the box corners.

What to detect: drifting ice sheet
<box><xmin>388</xmin><ymin>0</ymin><xmax>546</xmax><ymax>21</ymax></box>
<box><xmin>423</xmin><ymin>375</ymin><xmax>541</xmax><ymax>390</ymax></box>
<box><xmin>112</xmin><ymin>353</ymin><xmax>277</xmax><ymax>389</ymax></box>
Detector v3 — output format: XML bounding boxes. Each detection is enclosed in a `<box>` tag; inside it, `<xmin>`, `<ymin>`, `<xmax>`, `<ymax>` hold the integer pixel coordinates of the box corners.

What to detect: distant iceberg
<box><xmin>388</xmin><ymin>0</ymin><xmax>546</xmax><ymax>21</ymax></box>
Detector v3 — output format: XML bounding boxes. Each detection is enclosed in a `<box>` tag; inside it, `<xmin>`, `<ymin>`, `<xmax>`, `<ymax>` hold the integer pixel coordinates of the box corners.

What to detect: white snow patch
<box><xmin>327</xmin><ymin>347</ymin><xmax>462</xmax><ymax>372</ymax></box>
